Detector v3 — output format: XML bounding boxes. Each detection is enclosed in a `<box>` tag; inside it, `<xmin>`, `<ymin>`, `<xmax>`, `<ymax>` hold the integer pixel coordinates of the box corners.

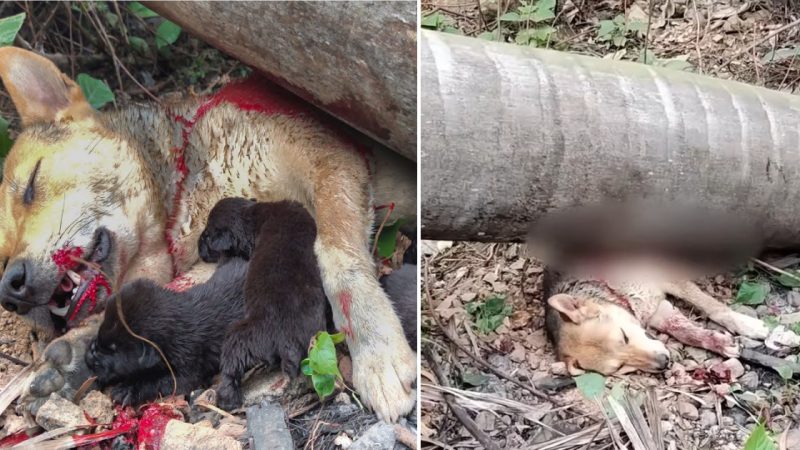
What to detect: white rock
<box><xmin>677</xmin><ymin>401</ymin><xmax>699</xmax><ymax>421</ymax></box>
<box><xmin>162</xmin><ymin>420</ymin><xmax>242</xmax><ymax>450</ymax></box>
<box><xmin>35</xmin><ymin>393</ymin><xmax>90</xmax><ymax>431</ymax></box>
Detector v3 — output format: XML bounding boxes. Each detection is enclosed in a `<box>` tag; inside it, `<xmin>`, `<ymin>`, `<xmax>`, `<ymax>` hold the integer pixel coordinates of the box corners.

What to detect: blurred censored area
<box><xmin>526</xmin><ymin>200</ymin><xmax>763</xmax><ymax>279</ymax></box>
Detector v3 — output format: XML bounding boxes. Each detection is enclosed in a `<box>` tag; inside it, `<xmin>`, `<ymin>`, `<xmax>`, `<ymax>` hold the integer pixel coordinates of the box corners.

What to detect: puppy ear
<box><xmin>0</xmin><ymin>47</ymin><xmax>95</xmax><ymax>126</ymax></box>
<box><xmin>548</xmin><ymin>294</ymin><xmax>594</xmax><ymax>324</ymax></box>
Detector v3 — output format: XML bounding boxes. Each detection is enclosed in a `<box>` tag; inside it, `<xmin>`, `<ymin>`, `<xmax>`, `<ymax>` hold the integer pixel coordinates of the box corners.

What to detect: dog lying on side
<box><xmin>85</xmin><ymin>259</ymin><xmax>247</xmax><ymax>405</ymax></box>
<box><xmin>199</xmin><ymin>198</ymin><xmax>329</xmax><ymax>409</ymax></box>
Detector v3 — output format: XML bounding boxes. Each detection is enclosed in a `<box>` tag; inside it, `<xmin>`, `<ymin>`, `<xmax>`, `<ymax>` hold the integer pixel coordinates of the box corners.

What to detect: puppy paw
<box><xmin>216</xmin><ymin>381</ymin><xmax>243</xmax><ymax>411</ymax></box>
<box><xmin>351</xmin><ymin>338</ymin><xmax>416</xmax><ymax>423</ymax></box>
<box><xmin>21</xmin><ymin>316</ymin><xmax>100</xmax><ymax>414</ymax></box>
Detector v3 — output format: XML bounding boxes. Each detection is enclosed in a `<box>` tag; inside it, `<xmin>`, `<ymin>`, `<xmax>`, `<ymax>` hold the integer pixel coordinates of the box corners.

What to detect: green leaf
<box><xmin>775</xmin><ymin>365</ymin><xmax>794</xmax><ymax>381</ymax></box>
<box><xmin>574</xmin><ymin>372</ymin><xmax>606</xmax><ymax>399</ymax></box>
<box><xmin>477</xmin><ymin>31</ymin><xmax>497</xmax><ymax>41</ymax></box>
<box><xmin>311</xmin><ymin>373</ymin><xmax>337</xmax><ymax>399</ymax></box>
<box><xmin>76</xmin><ymin>74</ymin><xmax>115</xmax><ymax>109</ymax></box>
<box><xmin>762</xmin><ymin>46</ymin><xmax>800</xmax><ymax>63</ymax></box>
<box><xmin>0</xmin><ymin>115</ymin><xmax>13</xmax><ymax>159</ymax></box>
<box><xmin>461</xmin><ymin>371</ymin><xmax>489</xmax><ymax>387</ymax></box>
<box><xmin>763</xmin><ymin>315</ymin><xmax>780</xmax><ymax>331</ymax></box>
<box><xmin>376</xmin><ymin>219</ymin><xmax>406</xmax><ymax>259</ymax></box>
<box><xmin>774</xmin><ymin>270</ymin><xmax>800</xmax><ymax>288</ymax></box>
<box><xmin>330</xmin><ymin>332</ymin><xmax>346</xmax><ymax>345</ymax></box>
<box><xmin>155</xmin><ymin>20</ymin><xmax>181</xmax><ymax>49</ymax></box>
<box><xmin>128</xmin><ymin>36</ymin><xmax>149</xmax><ymax>56</ymax></box>
<box><xmin>597</xmin><ymin>20</ymin><xmax>617</xmax><ymax>41</ymax></box>
<box><xmin>129</xmin><ymin>2</ymin><xmax>160</xmax><ymax>19</ymax></box>
<box><xmin>499</xmin><ymin>12</ymin><xmax>522</xmax><ymax>22</ymax></box>
<box><xmin>0</xmin><ymin>12</ymin><xmax>25</xmax><ymax>47</ymax></box>
<box><xmin>790</xmin><ymin>322</ymin><xmax>800</xmax><ymax>335</ymax></box>
<box><xmin>308</xmin><ymin>332</ymin><xmax>340</xmax><ymax>376</ymax></box>
<box><xmin>300</xmin><ymin>358</ymin><xmax>313</xmax><ymax>376</ymax></box>
<box><xmin>743</xmin><ymin>421</ymin><xmax>777</xmax><ymax>450</ymax></box>
<box><xmin>735</xmin><ymin>281</ymin><xmax>770</xmax><ymax>306</ymax></box>
<box><xmin>467</xmin><ymin>296</ymin><xmax>513</xmax><ymax>334</ymax></box>
<box><xmin>442</xmin><ymin>26</ymin><xmax>462</xmax><ymax>35</ymax></box>
<box><xmin>516</xmin><ymin>26</ymin><xmax>555</xmax><ymax>46</ymax></box>
<box><xmin>421</xmin><ymin>12</ymin><xmax>443</xmax><ymax>29</ymax></box>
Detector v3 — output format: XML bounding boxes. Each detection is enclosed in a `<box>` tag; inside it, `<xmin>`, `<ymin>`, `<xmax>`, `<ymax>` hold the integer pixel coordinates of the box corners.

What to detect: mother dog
<box><xmin>0</xmin><ymin>47</ymin><xmax>416</xmax><ymax>421</ymax></box>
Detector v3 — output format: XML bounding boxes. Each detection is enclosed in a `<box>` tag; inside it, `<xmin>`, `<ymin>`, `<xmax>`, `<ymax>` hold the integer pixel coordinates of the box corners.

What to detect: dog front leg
<box><xmin>313</xmin><ymin>182</ymin><xmax>416</xmax><ymax>423</ymax></box>
<box><xmin>648</xmin><ymin>300</ymin><xmax>739</xmax><ymax>357</ymax></box>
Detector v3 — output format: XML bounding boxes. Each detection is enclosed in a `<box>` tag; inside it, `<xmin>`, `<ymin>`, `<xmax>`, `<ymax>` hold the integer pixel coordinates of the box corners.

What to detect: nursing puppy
<box><xmin>381</xmin><ymin>263</ymin><xmax>417</xmax><ymax>350</ymax></box>
<box><xmin>200</xmin><ymin>198</ymin><xmax>328</xmax><ymax>410</ymax></box>
<box><xmin>85</xmin><ymin>259</ymin><xmax>247</xmax><ymax>405</ymax></box>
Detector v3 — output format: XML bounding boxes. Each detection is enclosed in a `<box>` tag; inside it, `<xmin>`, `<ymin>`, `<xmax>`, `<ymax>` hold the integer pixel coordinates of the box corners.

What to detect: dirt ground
<box><xmin>420</xmin><ymin>0</ymin><xmax>800</xmax><ymax>449</ymax></box>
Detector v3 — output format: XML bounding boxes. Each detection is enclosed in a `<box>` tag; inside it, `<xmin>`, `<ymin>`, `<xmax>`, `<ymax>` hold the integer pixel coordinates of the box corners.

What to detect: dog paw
<box><xmin>351</xmin><ymin>339</ymin><xmax>416</xmax><ymax>423</ymax></box>
<box><xmin>20</xmin><ymin>316</ymin><xmax>100</xmax><ymax>414</ymax></box>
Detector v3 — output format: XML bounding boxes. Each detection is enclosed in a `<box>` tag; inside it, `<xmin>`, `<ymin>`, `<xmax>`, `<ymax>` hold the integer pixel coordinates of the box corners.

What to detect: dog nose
<box><xmin>1</xmin><ymin>259</ymin><xmax>34</xmax><ymax>314</ymax></box>
<box><xmin>656</xmin><ymin>353</ymin><xmax>671</xmax><ymax>370</ymax></box>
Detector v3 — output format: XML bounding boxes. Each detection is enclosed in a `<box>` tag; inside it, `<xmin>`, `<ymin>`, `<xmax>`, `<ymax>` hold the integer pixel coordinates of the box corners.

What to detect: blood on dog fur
<box><xmin>201</xmin><ymin>198</ymin><xmax>329</xmax><ymax>409</ymax></box>
<box><xmin>85</xmin><ymin>259</ymin><xmax>247</xmax><ymax>406</ymax></box>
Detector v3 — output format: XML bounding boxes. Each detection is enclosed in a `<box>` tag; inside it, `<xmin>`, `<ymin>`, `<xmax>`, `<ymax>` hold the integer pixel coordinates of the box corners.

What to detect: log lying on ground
<box><xmin>147</xmin><ymin>1</ymin><xmax>417</xmax><ymax>162</ymax></box>
<box><xmin>421</xmin><ymin>30</ymin><xmax>800</xmax><ymax>248</ymax></box>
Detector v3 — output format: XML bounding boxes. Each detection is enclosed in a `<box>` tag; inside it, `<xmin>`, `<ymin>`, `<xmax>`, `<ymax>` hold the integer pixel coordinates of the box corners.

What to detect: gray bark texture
<box><xmin>147</xmin><ymin>1</ymin><xmax>417</xmax><ymax>161</ymax></box>
<box><xmin>421</xmin><ymin>30</ymin><xmax>800</xmax><ymax>248</ymax></box>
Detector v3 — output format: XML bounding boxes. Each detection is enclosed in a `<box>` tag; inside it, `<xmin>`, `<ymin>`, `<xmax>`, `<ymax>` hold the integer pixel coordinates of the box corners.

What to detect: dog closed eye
<box><xmin>23</xmin><ymin>159</ymin><xmax>41</xmax><ymax>206</ymax></box>
<box><xmin>621</xmin><ymin>328</ymin><xmax>629</xmax><ymax>345</ymax></box>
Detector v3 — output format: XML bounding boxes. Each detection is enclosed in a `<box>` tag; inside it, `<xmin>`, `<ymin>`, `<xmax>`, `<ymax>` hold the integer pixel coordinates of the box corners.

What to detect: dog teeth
<box><xmin>66</xmin><ymin>270</ymin><xmax>81</xmax><ymax>285</ymax></box>
<box><xmin>48</xmin><ymin>304</ymin><xmax>70</xmax><ymax>317</ymax></box>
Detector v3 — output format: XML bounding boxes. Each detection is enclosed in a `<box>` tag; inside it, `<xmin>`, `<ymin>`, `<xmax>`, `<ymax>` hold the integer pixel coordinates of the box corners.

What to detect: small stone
<box><xmin>217</xmin><ymin>422</ymin><xmax>246</xmax><ymax>440</ymax></box>
<box><xmin>162</xmin><ymin>420</ymin><xmax>242</xmax><ymax>450</ymax></box>
<box><xmin>677</xmin><ymin>401</ymin><xmax>699</xmax><ymax>421</ymax></box>
<box><xmin>740</xmin><ymin>337</ymin><xmax>761</xmax><ymax>349</ymax></box>
<box><xmin>550</xmin><ymin>362</ymin><xmax>568</xmax><ymax>376</ymax></box>
<box><xmin>35</xmin><ymin>393</ymin><xmax>91</xmax><ymax>431</ymax></box>
<box><xmin>723</xmin><ymin>358</ymin><xmax>745</xmax><ymax>380</ymax></box>
<box><xmin>79</xmin><ymin>390</ymin><xmax>114</xmax><ymax>424</ymax></box>
<box><xmin>721</xmin><ymin>416</ymin><xmax>734</xmax><ymax>427</ymax></box>
<box><xmin>242</xmin><ymin>371</ymin><xmax>291</xmax><ymax>406</ymax></box>
<box><xmin>739</xmin><ymin>371</ymin><xmax>759</xmax><ymax>391</ymax></box>
<box><xmin>334</xmin><ymin>392</ymin><xmax>352</xmax><ymax>404</ymax></box>
<box><xmin>349</xmin><ymin>422</ymin><xmax>396</xmax><ymax>450</ymax></box>
<box><xmin>247</xmin><ymin>400</ymin><xmax>293</xmax><ymax>450</ymax></box>
<box><xmin>684</xmin><ymin>347</ymin><xmax>709</xmax><ymax>363</ymax></box>
<box><xmin>699</xmin><ymin>411</ymin><xmax>717</xmax><ymax>427</ymax></box>
<box><xmin>475</xmin><ymin>410</ymin><xmax>494</xmax><ymax>431</ymax></box>
<box><xmin>756</xmin><ymin>305</ymin><xmax>771</xmax><ymax>317</ymax></box>
<box><xmin>788</xmin><ymin>291</ymin><xmax>800</xmax><ymax>307</ymax></box>
<box><xmin>334</xmin><ymin>433</ymin><xmax>353</xmax><ymax>448</ymax></box>
<box><xmin>660</xmin><ymin>420</ymin><xmax>673</xmax><ymax>433</ymax></box>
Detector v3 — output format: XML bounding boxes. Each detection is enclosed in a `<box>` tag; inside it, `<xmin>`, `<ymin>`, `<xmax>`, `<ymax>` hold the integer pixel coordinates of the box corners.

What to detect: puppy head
<box><xmin>85</xmin><ymin>280</ymin><xmax>164</xmax><ymax>385</ymax></box>
<box><xmin>199</xmin><ymin>197</ymin><xmax>257</xmax><ymax>262</ymax></box>
<box><xmin>546</xmin><ymin>294</ymin><xmax>670</xmax><ymax>375</ymax></box>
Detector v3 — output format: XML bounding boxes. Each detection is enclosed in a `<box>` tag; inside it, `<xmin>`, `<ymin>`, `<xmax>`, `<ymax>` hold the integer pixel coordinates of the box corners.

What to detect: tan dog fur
<box><xmin>0</xmin><ymin>47</ymin><xmax>416</xmax><ymax>421</ymax></box>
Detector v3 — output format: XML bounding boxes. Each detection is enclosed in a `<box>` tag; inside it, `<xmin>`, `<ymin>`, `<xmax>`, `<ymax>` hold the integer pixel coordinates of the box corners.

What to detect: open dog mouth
<box><xmin>48</xmin><ymin>227</ymin><xmax>113</xmax><ymax>327</ymax></box>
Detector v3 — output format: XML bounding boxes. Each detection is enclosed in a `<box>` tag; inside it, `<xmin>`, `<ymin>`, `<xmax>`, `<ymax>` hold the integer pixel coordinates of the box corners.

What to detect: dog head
<box><xmin>545</xmin><ymin>294</ymin><xmax>670</xmax><ymax>375</ymax></box>
<box><xmin>0</xmin><ymin>48</ymin><xmax>166</xmax><ymax>335</ymax></box>
<box><xmin>198</xmin><ymin>197</ymin><xmax>257</xmax><ymax>262</ymax></box>
<box><xmin>85</xmin><ymin>280</ymin><xmax>165</xmax><ymax>386</ymax></box>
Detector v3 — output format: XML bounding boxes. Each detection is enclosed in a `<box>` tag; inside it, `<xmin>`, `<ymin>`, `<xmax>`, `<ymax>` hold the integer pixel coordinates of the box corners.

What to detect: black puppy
<box><xmin>380</xmin><ymin>263</ymin><xmax>417</xmax><ymax>350</ymax></box>
<box><xmin>200</xmin><ymin>198</ymin><xmax>328</xmax><ymax>410</ymax></box>
<box><xmin>85</xmin><ymin>259</ymin><xmax>247</xmax><ymax>406</ymax></box>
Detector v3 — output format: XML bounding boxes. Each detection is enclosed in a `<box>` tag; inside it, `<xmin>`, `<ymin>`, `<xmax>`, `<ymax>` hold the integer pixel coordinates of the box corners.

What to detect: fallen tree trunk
<box><xmin>421</xmin><ymin>30</ymin><xmax>800</xmax><ymax>248</ymax></box>
<box><xmin>147</xmin><ymin>1</ymin><xmax>417</xmax><ymax>162</ymax></box>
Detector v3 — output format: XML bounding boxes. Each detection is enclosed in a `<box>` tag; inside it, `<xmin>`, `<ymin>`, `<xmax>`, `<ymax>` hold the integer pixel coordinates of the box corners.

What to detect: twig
<box><xmin>423</xmin><ymin>258</ymin><xmax>575</xmax><ymax>410</ymax></box>
<box><xmin>751</xmin><ymin>257</ymin><xmax>800</xmax><ymax>284</ymax></box>
<box><xmin>72</xmin><ymin>376</ymin><xmax>97</xmax><ymax>403</ymax></box>
<box><xmin>690</xmin><ymin>0</ymin><xmax>703</xmax><ymax>74</ymax></box>
<box><xmin>393</xmin><ymin>425</ymin><xmax>418</xmax><ymax>450</ymax></box>
<box><xmin>644</xmin><ymin>0</ymin><xmax>656</xmax><ymax>62</ymax></box>
<box><xmin>720</xmin><ymin>18</ymin><xmax>800</xmax><ymax>68</ymax></box>
<box><xmin>0</xmin><ymin>350</ymin><xmax>27</xmax><ymax>367</ymax></box>
<box><xmin>740</xmin><ymin>348</ymin><xmax>800</xmax><ymax>376</ymax></box>
<box><xmin>424</xmin><ymin>347</ymin><xmax>502</xmax><ymax>450</ymax></box>
<box><xmin>195</xmin><ymin>400</ymin><xmax>238</xmax><ymax>420</ymax></box>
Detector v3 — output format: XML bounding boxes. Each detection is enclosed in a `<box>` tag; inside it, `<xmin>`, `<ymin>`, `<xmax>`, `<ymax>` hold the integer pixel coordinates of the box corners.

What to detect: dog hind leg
<box><xmin>662</xmin><ymin>281</ymin><xmax>770</xmax><ymax>339</ymax></box>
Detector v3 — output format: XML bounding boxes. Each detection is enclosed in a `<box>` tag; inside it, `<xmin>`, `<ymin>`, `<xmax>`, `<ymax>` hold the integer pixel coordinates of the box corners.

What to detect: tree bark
<box><xmin>147</xmin><ymin>1</ymin><xmax>417</xmax><ymax>162</ymax></box>
<box><xmin>421</xmin><ymin>30</ymin><xmax>800</xmax><ymax>248</ymax></box>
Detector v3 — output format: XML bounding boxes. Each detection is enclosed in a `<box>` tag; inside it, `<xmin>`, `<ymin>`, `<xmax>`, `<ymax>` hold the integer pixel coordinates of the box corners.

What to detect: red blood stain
<box><xmin>136</xmin><ymin>403</ymin><xmax>183</xmax><ymax>450</ymax></box>
<box><xmin>164</xmin><ymin>274</ymin><xmax>195</xmax><ymax>292</ymax></box>
<box><xmin>52</xmin><ymin>245</ymin><xmax>83</xmax><ymax>272</ymax></box>
<box><xmin>0</xmin><ymin>431</ymin><xmax>29</xmax><ymax>447</ymax></box>
<box><xmin>68</xmin><ymin>274</ymin><xmax>112</xmax><ymax>322</ymax></box>
<box><xmin>338</xmin><ymin>290</ymin><xmax>355</xmax><ymax>339</ymax></box>
<box><xmin>164</xmin><ymin>76</ymin><xmax>373</xmax><ymax>277</ymax></box>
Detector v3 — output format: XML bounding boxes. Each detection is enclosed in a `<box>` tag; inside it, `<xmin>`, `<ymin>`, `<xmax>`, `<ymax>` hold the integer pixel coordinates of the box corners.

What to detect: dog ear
<box><xmin>548</xmin><ymin>294</ymin><xmax>593</xmax><ymax>324</ymax></box>
<box><xmin>0</xmin><ymin>47</ymin><xmax>95</xmax><ymax>126</ymax></box>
